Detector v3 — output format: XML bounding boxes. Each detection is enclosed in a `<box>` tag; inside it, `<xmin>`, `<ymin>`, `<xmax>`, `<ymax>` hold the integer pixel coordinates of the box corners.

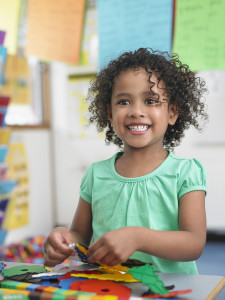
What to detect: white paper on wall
<box><xmin>192</xmin><ymin>70</ymin><xmax>225</xmax><ymax>145</ymax></box>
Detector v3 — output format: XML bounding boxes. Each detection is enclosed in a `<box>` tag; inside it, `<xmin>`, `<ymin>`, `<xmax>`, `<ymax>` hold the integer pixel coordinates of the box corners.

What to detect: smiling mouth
<box><xmin>127</xmin><ymin>125</ymin><xmax>149</xmax><ymax>132</ymax></box>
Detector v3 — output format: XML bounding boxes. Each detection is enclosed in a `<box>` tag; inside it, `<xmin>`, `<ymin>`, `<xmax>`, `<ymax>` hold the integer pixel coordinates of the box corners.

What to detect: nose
<box><xmin>128</xmin><ymin>102</ymin><xmax>145</xmax><ymax>118</ymax></box>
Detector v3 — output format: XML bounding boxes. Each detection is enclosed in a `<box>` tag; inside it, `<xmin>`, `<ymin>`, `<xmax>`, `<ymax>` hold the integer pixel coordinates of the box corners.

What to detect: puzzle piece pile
<box><xmin>0</xmin><ymin>236</ymin><xmax>45</xmax><ymax>264</ymax></box>
<box><xmin>0</xmin><ymin>244</ymin><xmax>192</xmax><ymax>299</ymax></box>
<box><xmin>0</xmin><ymin>235</ymin><xmax>79</xmax><ymax>266</ymax></box>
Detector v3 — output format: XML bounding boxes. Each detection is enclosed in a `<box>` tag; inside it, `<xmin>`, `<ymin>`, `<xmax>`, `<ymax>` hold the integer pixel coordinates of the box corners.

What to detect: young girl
<box><xmin>44</xmin><ymin>48</ymin><xmax>208</xmax><ymax>274</ymax></box>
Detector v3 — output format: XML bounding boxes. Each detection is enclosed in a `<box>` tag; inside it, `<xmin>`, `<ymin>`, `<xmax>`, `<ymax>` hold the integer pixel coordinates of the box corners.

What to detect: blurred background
<box><xmin>0</xmin><ymin>0</ymin><xmax>224</xmax><ymax>275</ymax></box>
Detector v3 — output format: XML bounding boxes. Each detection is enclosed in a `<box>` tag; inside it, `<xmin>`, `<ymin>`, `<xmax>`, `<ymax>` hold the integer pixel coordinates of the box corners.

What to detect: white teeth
<box><xmin>128</xmin><ymin>125</ymin><xmax>148</xmax><ymax>132</ymax></box>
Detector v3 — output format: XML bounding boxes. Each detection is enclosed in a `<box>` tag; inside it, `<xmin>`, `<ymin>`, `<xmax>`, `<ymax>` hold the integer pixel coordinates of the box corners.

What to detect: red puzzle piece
<box><xmin>70</xmin><ymin>279</ymin><xmax>131</xmax><ymax>298</ymax></box>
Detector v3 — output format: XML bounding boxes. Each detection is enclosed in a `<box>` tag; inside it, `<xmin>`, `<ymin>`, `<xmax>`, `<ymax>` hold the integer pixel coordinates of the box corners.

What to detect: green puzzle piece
<box><xmin>2</xmin><ymin>264</ymin><xmax>47</xmax><ymax>278</ymax></box>
<box><xmin>126</xmin><ymin>264</ymin><xmax>169</xmax><ymax>295</ymax></box>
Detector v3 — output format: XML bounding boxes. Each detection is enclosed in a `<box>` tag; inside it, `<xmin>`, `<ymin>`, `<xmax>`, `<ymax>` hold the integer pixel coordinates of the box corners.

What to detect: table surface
<box><xmin>0</xmin><ymin>261</ymin><xmax>225</xmax><ymax>300</ymax></box>
<box><xmin>158</xmin><ymin>272</ymin><xmax>225</xmax><ymax>300</ymax></box>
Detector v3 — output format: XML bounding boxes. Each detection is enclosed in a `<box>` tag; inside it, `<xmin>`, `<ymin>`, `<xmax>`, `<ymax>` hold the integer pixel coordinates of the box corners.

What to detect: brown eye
<box><xmin>118</xmin><ymin>99</ymin><xmax>130</xmax><ymax>105</ymax></box>
<box><xmin>145</xmin><ymin>99</ymin><xmax>158</xmax><ymax>105</ymax></box>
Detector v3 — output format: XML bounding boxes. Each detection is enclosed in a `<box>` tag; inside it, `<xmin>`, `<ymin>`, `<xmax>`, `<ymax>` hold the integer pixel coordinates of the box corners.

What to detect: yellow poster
<box><xmin>0</xmin><ymin>0</ymin><xmax>21</xmax><ymax>55</ymax></box>
<box><xmin>1</xmin><ymin>54</ymin><xmax>31</xmax><ymax>105</ymax></box>
<box><xmin>67</xmin><ymin>74</ymin><xmax>102</xmax><ymax>139</ymax></box>
<box><xmin>4</xmin><ymin>142</ymin><xmax>29</xmax><ymax>229</ymax></box>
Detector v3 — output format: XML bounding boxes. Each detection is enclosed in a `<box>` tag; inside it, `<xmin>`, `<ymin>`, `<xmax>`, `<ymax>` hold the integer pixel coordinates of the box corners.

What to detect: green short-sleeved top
<box><xmin>79</xmin><ymin>151</ymin><xmax>207</xmax><ymax>274</ymax></box>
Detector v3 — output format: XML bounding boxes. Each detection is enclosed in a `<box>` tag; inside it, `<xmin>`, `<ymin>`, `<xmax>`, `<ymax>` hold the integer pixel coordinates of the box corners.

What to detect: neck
<box><xmin>115</xmin><ymin>145</ymin><xmax>169</xmax><ymax>178</ymax></box>
<box><xmin>123</xmin><ymin>144</ymin><xmax>168</xmax><ymax>161</ymax></box>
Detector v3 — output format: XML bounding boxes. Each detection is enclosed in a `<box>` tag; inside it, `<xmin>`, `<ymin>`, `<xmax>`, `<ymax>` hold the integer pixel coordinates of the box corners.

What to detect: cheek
<box><xmin>111</xmin><ymin>116</ymin><xmax>120</xmax><ymax>128</ymax></box>
<box><xmin>111</xmin><ymin>113</ymin><xmax>124</xmax><ymax>131</ymax></box>
<box><xmin>110</xmin><ymin>109</ymin><xmax>120</xmax><ymax>122</ymax></box>
<box><xmin>149</xmin><ymin>110</ymin><xmax>164</xmax><ymax>121</ymax></box>
<box><xmin>153</xmin><ymin>107</ymin><xmax>169</xmax><ymax>118</ymax></box>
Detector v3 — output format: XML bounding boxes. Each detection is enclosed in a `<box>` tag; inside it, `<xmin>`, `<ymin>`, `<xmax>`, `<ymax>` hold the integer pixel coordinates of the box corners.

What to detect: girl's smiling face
<box><xmin>108</xmin><ymin>68</ymin><xmax>178</xmax><ymax>152</ymax></box>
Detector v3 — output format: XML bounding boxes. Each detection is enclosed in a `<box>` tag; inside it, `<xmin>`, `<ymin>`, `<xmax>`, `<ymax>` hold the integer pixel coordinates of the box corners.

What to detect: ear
<box><xmin>107</xmin><ymin>104</ymin><xmax>112</xmax><ymax>123</ymax></box>
<box><xmin>168</xmin><ymin>104</ymin><xmax>178</xmax><ymax>125</ymax></box>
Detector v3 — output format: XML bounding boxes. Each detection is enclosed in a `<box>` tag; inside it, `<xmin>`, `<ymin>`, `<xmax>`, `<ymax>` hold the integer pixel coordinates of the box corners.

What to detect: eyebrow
<box><xmin>114</xmin><ymin>91</ymin><xmax>156</xmax><ymax>98</ymax></box>
<box><xmin>114</xmin><ymin>93</ymin><xmax>131</xmax><ymax>98</ymax></box>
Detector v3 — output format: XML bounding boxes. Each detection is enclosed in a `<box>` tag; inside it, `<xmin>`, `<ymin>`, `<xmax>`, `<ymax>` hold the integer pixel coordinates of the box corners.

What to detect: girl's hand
<box><xmin>87</xmin><ymin>227</ymin><xmax>137</xmax><ymax>266</ymax></box>
<box><xmin>43</xmin><ymin>227</ymin><xmax>76</xmax><ymax>267</ymax></box>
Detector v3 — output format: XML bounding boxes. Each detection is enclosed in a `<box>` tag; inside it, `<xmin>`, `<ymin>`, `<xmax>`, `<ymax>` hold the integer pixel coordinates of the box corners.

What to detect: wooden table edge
<box><xmin>206</xmin><ymin>277</ymin><xmax>225</xmax><ymax>300</ymax></box>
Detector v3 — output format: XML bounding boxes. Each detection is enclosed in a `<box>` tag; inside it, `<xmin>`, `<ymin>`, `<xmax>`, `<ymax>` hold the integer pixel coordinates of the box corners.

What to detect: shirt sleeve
<box><xmin>79</xmin><ymin>163</ymin><xmax>94</xmax><ymax>204</ymax></box>
<box><xmin>178</xmin><ymin>158</ymin><xmax>207</xmax><ymax>199</ymax></box>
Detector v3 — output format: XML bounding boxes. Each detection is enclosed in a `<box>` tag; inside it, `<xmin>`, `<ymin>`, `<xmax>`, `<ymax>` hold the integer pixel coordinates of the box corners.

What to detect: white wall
<box><xmin>175</xmin><ymin>70</ymin><xmax>225</xmax><ymax>232</ymax></box>
<box><xmin>175</xmin><ymin>128</ymin><xmax>225</xmax><ymax>232</ymax></box>
<box><xmin>50</xmin><ymin>62</ymin><xmax>117</xmax><ymax>225</ymax></box>
<box><xmin>5</xmin><ymin>129</ymin><xmax>54</xmax><ymax>244</ymax></box>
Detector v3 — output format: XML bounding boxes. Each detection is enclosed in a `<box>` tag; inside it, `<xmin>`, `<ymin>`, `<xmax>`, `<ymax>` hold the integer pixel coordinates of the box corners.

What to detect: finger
<box><xmin>44</xmin><ymin>256</ymin><xmax>66</xmax><ymax>267</ymax></box>
<box><xmin>60</xmin><ymin>235</ymin><xmax>75</xmax><ymax>248</ymax></box>
<box><xmin>87</xmin><ymin>245</ymin><xmax>108</xmax><ymax>263</ymax></box>
<box><xmin>106</xmin><ymin>258</ymin><xmax>121</xmax><ymax>266</ymax></box>
<box><xmin>87</xmin><ymin>240</ymin><xmax>101</xmax><ymax>257</ymax></box>
<box><xmin>44</xmin><ymin>243</ymin><xmax>70</xmax><ymax>263</ymax></box>
<box><xmin>44</xmin><ymin>256</ymin><xmax>62</xmax><ymax>267</ymax></box>
<box><xmin>98</xmin><ymin>252</ymin><xmax>119</xmax><ymax>266</ymax></box>
<box><xmin>44</xmin><ymin>249</ymin><xmax>67</xmax><ymax>267</ymax></box>
<box><xmin>49</xmin><ymin>238</ymin><xmax>73</xmax><ymax>256</ymax></box>
<box><xmin>44</xmin><ymin>252</ymin><xmax>68</xmax><ymax>267</ymax></box>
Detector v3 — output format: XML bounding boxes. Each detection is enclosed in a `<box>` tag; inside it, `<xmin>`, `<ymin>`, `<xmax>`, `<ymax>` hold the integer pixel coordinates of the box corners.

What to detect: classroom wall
<box><xmin>5</xmin><ymin>63</ymin><xmax>224</xmax><ymax>245</ymax></box>
<box><xmin>2</xmin><ymin>0</ymin><xmax>225</xmax><ymax>245</ymax></box>
<box><xmin>5</xmin><ymin>129</ymin><xmax>54</xmax><ymax>244</ymax></box>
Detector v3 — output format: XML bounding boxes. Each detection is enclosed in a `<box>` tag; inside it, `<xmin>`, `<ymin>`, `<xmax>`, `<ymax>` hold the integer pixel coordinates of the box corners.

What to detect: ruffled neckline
<box><xmin>111</xmin><ymin>151</ymin><xmax>172</xmax><ymax>182</ymax></box>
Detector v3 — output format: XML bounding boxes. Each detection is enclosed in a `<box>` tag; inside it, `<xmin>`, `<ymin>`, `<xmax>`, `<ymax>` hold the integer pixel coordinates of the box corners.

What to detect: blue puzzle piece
<box><xmin>59</xmin><ymin>277</ymin><xmax>86</xmax><ymax>289</ymax></box>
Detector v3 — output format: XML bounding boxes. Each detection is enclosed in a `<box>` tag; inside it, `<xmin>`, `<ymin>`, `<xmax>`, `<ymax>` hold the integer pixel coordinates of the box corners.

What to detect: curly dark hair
<box><xmin>87</xmin><ymin>48</ymin><xmax>208</xmax><ymax>150</ymax></box>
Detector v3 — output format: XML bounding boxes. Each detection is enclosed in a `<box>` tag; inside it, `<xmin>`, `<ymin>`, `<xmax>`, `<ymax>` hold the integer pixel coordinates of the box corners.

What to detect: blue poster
<box><xmin>0</xmin><ymin>46</ymin><xmax>7</xmax><ymax>89</ymax></box>
<box><xmin>97</xmin><ymin>0</ymin><xmax>173</xmax><ymax>69</ymax></box>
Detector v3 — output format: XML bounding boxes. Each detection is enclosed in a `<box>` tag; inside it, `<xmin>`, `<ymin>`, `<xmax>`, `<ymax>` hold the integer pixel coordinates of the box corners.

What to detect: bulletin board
<box><xmin>2</xmin><ymin>55</ymin><xmax>44</xmax><ymax>126</ymax></box>
<box><xmin>67</xmin><ymin>74</ymin><xmax>104</xmax><ymax>140</ymax></box>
